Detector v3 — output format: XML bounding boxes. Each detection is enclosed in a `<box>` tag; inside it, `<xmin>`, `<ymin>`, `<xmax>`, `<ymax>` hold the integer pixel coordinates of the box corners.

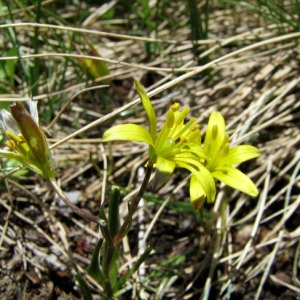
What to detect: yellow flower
<box><xmin>200</xmin><ymin>111</ymin><xmax>260</xmax><ymax>198</ymax></box>
<box><xmin>102</xmin><ymin>81</ymin><xmax>216</xmax><ymax>206</ymax></box>
<box><xmin>0</xmin><ymin>101</ymin><xmax>56</xmax><ymax>179</ymax></box>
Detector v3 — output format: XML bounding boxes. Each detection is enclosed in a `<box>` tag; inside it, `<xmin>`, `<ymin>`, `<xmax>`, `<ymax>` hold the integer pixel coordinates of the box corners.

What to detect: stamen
<box><xmin>176</xmin><ymin>107</ymin><xmax>190</xmax><ymax>125</ymax></box>
<box><xmin>6</xmin><ymin>140</ymin><xmax>16</xmax><ymax>149</ymax></box>
<box><xmin>190</xmin><ymin>124</ymin><xmax>200</xmax><ymax>131</ymax></box>
<box><xmin>186</xmin><ymin>130</ymin><xmax>201</xmax><ymax>143</ymax></box>
<box><xmin>173</xmin><ymin>117</ymin><xmax>197</xmax><ymax>141</ymax></box>
<box><xmin>170</xmin><ymin>103</ymin><xmax>180</xmax><ymax>112</ymax></box>
<box><xmin>181</xmin><ymin>137</ymin><xmax>188</xmax><ymax>143</ymax></box>
<box><xmin>166</xmin><ymin>109</ymin><xmax>175</xmax><ymax>128</ymax></box>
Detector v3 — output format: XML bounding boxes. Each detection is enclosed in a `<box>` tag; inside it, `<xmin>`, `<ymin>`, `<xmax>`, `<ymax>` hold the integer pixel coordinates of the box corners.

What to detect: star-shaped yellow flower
<box><xmin>102</xmin><ymin>81</ymin><xmax>216</xmax><ymax>206</ymax></box>
<box><xmin>103</xmin><ymin>82</ymin><xmax>260</xmax><ymax>210</ymax></box>
<box><xmin>200</xmin><ymin>111</ymin><xmax>260</xmax><ymax>198</ymax></box>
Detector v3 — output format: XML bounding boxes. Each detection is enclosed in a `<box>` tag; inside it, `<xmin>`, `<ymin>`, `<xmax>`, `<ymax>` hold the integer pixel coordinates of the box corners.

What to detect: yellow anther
<box><xmin>170</xmin><ymin>102</ymin><xmax>180</xmax><ymax>112</ymax></box>
<box><xmin>187</xmin><ymin>130</ymin><xmax>200</xmax><ymax>142</ymax></box>
<box><xmin>181</xmin><ymin>137</ymin><xmax>188</xmax><ymax>143</ymax></box>
<box><xmin>166</xmin><ymin>109</ymin><xmax>175</xmax><ymax>128</ymax></box>
<box><xmin>190</xmin><ymin>124</ymin><xmax>200</xmax><ymax>131</ymax></box>
<box><xmin>6</xmin><ymin>140</ymin><xmax>16</xmax><ymax>149</ymax></box>
<box><xmin>176</xmin><ymin>107</ymin><xmax>190</xmax><ymax>124</ymax></box>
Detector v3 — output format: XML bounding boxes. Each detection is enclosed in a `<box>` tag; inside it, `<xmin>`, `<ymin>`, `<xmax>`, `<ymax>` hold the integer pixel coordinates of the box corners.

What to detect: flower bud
<box><xmin>0</xmin><ymin>102</ymin><xmax>56</xmax><ymax>179</ymax></box>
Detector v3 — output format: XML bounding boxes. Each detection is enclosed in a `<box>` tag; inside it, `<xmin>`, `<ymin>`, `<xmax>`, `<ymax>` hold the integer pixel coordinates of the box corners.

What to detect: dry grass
<box><xmin>0</xmin><ymin>1</ymin><xmax>299</xmax><ymax>299</ymax></box>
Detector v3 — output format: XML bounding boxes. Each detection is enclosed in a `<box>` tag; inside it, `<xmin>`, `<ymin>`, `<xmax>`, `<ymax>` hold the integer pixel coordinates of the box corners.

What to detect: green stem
<box><xmin>101</xmin><ymin>222</ymin><xmax>114</xmax><ymax>297</ymax></box>
<box><xmin>113</xmin><ymin>161</ymin><xmax>153</xmax><ymax>244</ymax></box>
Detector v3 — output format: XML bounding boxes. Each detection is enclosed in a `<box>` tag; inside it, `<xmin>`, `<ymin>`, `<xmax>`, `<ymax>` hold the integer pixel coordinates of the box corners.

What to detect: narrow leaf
<box><xmin>87</xmin><ymin>238</ymin><xmax>105</xmax><ymax>282</ymax></box>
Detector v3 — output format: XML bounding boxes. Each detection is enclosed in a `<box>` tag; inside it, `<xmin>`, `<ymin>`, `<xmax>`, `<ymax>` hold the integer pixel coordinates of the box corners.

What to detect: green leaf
<box><xmin>73</xmin><ymin>272</ymin><xmax>93</xmax><ymax>300</ymax></box>
<box><xmin>87</xmin><ymin>238</ymin><xmax>105</xmax><ymax>283</ymax></box>
<box><xmin>0</xmin><ymin>101</ymin><xmax>12</xmax><ymax>110</ymax></box>
<box><xmin>109</xmin><ymin>187</ymin><xmax>120</xmax><ymax>237</ymax></box>
<box><xmin>5</xmin><ymin>48</ymin><xmax>18</xmax><ymax>85</ymax></box>
<box><xmin>113</xmin><ymin>246</ymin><xmax>152</xmax><ymax>293</ymax></box>
<box><xmin>107</xmin><ymin>188</ymin><xmax>120</xmax><ymax>286</ymax></box>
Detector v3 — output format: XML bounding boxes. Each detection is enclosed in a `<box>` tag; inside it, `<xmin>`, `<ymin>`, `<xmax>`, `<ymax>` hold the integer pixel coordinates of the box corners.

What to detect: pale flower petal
<box><xmin>0</xmin><ymin>109</ymin><xmax>19</xmax><ymax>134</ymax></box>
<box><xmin>0</xmin><ymin>150</ymin><xmax>24</xmax><ymax>162</ymax></box>
<box><xmin>27</xmin><ymin>99</ymin><xmax>39</xmax><ymax>124</ymax></box>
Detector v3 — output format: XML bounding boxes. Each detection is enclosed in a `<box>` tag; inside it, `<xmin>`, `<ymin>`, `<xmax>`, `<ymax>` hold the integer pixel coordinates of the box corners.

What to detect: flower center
<box><xmin>155</xmin><ymin>103</ymin><xmax>201</xmax><ymax>159</ymax></box>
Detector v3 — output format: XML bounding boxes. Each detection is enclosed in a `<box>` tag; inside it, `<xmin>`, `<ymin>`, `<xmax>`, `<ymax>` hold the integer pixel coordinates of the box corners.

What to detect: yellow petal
<box><xmin>183</xmin><ymin>144</ymin><xmax>206</xmax><ymax>160</ymax></box>
<box><xmin>134</xmin><ymin>81</ymin><xmax>157</xmax><ymax>141</ymax></box>
<box><xmin>102</xmin><ymin>124</ymin><xmax>154</xmax><ymax>147</ymax></box>
<box><xmin>204</xmin><ymin>111</ymin><xmax>226</xmax><ymax>163</ymax></box>
<box><xmin>190</xmin><ymin>175</ymin><xmax>206</xmax><ymax>209</ymax></box>
<box><xmin>212</xmin><ymin>166</ymin><xmax>259</xmax><ymax>196</ymax></box>
<box><xmin>176</xmin><ymin>159</ymin><xmax>216</xmax><ymax>203</ymax></box>
<box><xmin>219</xmin><ymin>145</ymin><xmax>260</xmax><ymax>166</ymax></box>
<box><xmin>153</xmin><ymin>156</ymin><xmax>175</xmax><ymax>189</ymax></box>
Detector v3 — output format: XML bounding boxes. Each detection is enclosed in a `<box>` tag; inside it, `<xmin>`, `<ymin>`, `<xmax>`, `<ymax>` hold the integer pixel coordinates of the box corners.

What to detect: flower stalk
<box><xmin>113</xmin><ymin>160</ymin><xmax>153</xmax><ymax>244</ymax></box>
